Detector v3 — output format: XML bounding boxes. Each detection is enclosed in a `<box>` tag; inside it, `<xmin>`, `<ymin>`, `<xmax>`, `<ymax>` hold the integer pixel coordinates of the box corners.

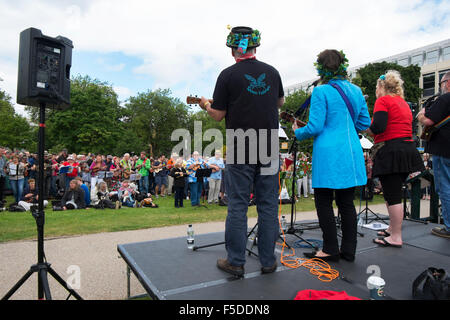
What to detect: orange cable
<box><xmin>277</xmin><ymin>172</ymin><xmax>339</xmax><ymax>282</ymax></box>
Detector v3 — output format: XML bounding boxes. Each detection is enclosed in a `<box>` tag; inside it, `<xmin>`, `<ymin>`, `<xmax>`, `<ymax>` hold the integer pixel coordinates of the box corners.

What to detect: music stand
<box><xmin>283</xmin><ymin>140</ymin><xmax>320</xmax><ymax>250</ymax></box>
<box><xmin>357</xmin><ymin>136</ymin><xmax>388</xmax><ymax>225</ymax></box>
<box><xmin>97</xmin><ymin>171</ymin><xmax>114</xmax><ymax>180</ymax></box>
<box><xmin>358</xmin><ymin>179</ymin><xmax>390</xmax><ymax>225</ymax></box>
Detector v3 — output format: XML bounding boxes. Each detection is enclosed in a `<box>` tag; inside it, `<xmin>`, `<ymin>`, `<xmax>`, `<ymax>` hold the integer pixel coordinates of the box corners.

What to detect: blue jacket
<box><xmin>295</xmin><ymin>79</ymin><xmax>371</xmax><ymax>189</ymax></box>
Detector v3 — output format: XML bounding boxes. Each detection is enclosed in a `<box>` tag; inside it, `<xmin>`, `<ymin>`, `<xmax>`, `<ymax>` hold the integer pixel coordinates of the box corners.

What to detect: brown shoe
<box><xmin>431</xmin><ymin>227</ymin><xmax>450</xmax><ymax>239</ymax></box>
<box><xmin>216</xmin><ymin>258</ymin><xmax>244</xmax><ymax>277</ymax></box>
<box><xmin>261</xmin><ymin>262</ymin><xmax>277</xmax><ymax>274</ymax></box>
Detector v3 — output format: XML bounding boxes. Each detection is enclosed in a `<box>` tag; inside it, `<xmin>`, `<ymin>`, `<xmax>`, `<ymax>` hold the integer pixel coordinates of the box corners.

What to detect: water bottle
<box><xmin>281</xmin><ymin>216</ymin><xmax>287</xmax><ymax>232</ymax></box>
<box><xmin>187</xmin><ymin>224</ymin><xmax>194</xmax><ymax>249</ymax></box>
<box><xmin>357</xmin><ymin>215</ymin><xmax>364</xmax><ymax>227</ymax></box>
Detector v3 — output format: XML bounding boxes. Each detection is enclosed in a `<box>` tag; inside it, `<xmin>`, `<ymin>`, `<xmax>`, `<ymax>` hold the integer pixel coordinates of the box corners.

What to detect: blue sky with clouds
<box><xmin>0</xmin><ymin>0</ymin><xmax>449</xmax><ymax>116</ymax></box>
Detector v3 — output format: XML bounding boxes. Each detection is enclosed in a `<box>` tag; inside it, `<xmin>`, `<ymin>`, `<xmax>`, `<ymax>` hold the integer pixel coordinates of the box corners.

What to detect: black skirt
<box><xmin>372</xmin><ymin>138</ymin><xmax>425</xmax><ymax>177</ymax></box>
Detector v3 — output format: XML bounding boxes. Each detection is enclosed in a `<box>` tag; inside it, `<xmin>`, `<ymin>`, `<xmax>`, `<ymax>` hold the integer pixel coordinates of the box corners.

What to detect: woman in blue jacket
<box><xmin>293</xmin><ymin>50</ymin><xmax>371</xmax><ymax>262</ymax></box>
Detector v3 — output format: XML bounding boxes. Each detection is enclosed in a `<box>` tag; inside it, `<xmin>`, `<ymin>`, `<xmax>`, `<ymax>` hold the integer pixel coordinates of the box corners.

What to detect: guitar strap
<box><xmin>434</xmin><ymin>115</ymin><xmax>450</xmax><ymax>129</ymax></box>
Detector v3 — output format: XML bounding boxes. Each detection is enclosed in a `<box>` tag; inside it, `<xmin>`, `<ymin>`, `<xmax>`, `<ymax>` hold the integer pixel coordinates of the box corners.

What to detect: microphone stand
<box><xmin>284</xmin><ymin>139</ymin><xmax>320</xmax><ymax>249</ymax></box>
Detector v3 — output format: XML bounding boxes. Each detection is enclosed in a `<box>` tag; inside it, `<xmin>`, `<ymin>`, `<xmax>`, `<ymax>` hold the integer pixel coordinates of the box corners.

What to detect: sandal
<box><xmin>377</xmin><ymin>230</ymin><xmax>390</xmax><ymax>237</ymax></box>
<box><xmin>373</xmin><ymin>237</ymin><xmax>402</xmax><ymax>248</ymax></box>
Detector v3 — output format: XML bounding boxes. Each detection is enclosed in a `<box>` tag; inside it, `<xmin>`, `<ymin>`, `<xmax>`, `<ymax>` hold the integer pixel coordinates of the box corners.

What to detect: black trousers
<box><xmin>314</xmin><ymin>187</ymin><xmax>357</xmax><ymax>256</ymax></box>
<box><xmin>174</xmin><ymin>186</ymin><xmax>184</xmax><ymax>207</ymax></box>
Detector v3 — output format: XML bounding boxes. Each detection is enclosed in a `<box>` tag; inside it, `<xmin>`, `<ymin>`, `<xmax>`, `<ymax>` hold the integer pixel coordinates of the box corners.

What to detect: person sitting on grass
<box><xmin>60</xmin><ymin>179</ymin><xmax>86</xmax><ymax>211</ymax></box>
<box><xmin>91</xmin><ymin>181</ymin><xmax>117</xmax><ymax>209</ymax></box>
<box><xmin>74</xmin><ymin>176</ymin><xmax>90</xmax><ymax>207</ymax></box>
<box><xmin>118</xmin><ymin>180</ymin><xmax>138</xmax><ymax>208</ymax></box>
<box><xmin>18</xmin><ymin>178</ymin><xmax>48</xmax><ymax>211</ymax></box>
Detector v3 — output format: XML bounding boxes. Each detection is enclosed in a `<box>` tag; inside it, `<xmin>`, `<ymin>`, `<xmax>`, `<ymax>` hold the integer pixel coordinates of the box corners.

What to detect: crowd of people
<box><xmin>0</xmin><ymin>148</ymin><xmax>227</xmax><ymax>212</ymax></box>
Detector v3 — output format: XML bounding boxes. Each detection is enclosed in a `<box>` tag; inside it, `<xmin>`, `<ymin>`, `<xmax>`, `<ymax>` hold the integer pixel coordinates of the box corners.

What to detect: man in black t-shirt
<box><xmin>199</xmin><ymin>26</ymin><xmax>285</xmax><ymax>276</ymax></box>
<box><xmin>418</xmin><ymin>71</ymin><xmax>450</xmax><ymax>238</ymax></box>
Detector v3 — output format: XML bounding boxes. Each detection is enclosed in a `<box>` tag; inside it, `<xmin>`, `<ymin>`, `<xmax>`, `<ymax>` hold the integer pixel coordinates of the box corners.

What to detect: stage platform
<box><xmin>117</xmin><ymin>220</ymin><xmax>450</xmax><ymax>300</ymax></box>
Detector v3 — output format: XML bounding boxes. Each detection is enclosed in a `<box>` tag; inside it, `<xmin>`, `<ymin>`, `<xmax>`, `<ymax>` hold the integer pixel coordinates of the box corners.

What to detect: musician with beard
<box><xmin>417</xmin><ymin>71</ymin><xmax>450</xmax><ymax>238</ymax></box>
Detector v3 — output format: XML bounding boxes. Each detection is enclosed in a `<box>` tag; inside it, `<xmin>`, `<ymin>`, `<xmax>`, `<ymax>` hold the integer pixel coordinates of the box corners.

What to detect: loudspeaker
<box><xmin>17</xmin><ymin>28</ymin><xmax>73</xmax><ymax>109</ymax></box>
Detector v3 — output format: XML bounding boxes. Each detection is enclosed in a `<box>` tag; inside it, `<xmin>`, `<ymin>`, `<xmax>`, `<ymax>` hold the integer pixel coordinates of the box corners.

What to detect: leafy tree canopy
<box><xmin>355</xmin><ymin>62</ymin><xmax>422</xmax><ymax>115</ymax></box>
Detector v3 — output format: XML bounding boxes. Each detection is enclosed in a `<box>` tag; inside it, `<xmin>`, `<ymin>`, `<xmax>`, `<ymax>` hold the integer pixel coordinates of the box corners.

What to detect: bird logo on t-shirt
<box><xmin>245</xmin><ymin>73</ymin><xmax>271</xmax><ymax>95</ymax></box>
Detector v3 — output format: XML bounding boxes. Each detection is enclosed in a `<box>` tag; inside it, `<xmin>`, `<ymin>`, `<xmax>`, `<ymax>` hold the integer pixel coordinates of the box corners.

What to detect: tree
<box><xmin>0</xmin><ymin>89</ymin><xmax>36</xmax><ymax>150</ymax></box>
<box><xmin>355</xmin><ymin>62</ymin><xmax>422</xmax><ymax>115</ymax></box>
<box><xmin>187</xmin><ymin>109</ymin><xmax>226</xmax><ymax>157</ymax></box>
<box><xmin>26</xmin><ymin>75</ymin><xmax>128</xmax><ymax>155</ymax></box>
<box><xmin>124</xmin><ymin>89</ymin><xmax>191</xmax><ymax>157</ymax></box>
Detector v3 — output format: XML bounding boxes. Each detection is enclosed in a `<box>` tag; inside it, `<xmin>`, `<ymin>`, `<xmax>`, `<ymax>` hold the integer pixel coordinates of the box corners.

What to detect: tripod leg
<box><xmin>47</xmin><ymin>266</ymin><xmax>83</xmax><ymax>300</ymax></box>
<box><xmin>1</xmin><ymin>268</ymin><xmax>35</xmax><ymax>300</ymax></box>
<box><xmin>193</xmin><ymin>241</ymin><xmax>226</xmax><ymax>251</ymax></box>
<box><xmin>292</xmin><ymin>233</ymin><xmax>318</xmax><ymax>250</ymax></box>
<box><xmin>39</xmin><ymin>268</ymin><xmax>52</xmax><ymax>300</ymax></box>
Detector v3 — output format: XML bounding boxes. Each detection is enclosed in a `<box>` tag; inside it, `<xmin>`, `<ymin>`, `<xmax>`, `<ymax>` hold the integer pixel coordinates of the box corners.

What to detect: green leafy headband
<box><xmin>226</xmin><ymin>27</ymin><xmax>261</xmax><ymax>54</ymax></box>
<box><xmin>314</xmin><ymin>50</ymin><xmax>349</xmax><ymax>82</ymax></box>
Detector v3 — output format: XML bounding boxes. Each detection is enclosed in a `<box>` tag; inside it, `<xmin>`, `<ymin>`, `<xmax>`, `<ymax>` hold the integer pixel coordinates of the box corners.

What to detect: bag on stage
<box><xmin>412</xmin><ymin>267</ymin><xmax>450</xmax><ymax>300</ymax></box>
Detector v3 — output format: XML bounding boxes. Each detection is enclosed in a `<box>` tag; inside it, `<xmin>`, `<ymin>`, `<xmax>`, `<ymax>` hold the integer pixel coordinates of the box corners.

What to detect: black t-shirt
<box><xmin>425</xmin><ymin>92</ymin><xmax>450</xmax><ymax>158</ymax></box>
<box><xmin>212</xmin><ymin>59</ymin><xmax>284</xmax><ymax>164</ymax></box>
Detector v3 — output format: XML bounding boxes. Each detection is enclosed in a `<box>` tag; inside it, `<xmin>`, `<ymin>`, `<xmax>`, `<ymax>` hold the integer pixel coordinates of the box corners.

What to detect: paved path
<box><xmin>0</xmin><ymin>201</ymin><xmax>434</xmax><ymax>300</ymax></box>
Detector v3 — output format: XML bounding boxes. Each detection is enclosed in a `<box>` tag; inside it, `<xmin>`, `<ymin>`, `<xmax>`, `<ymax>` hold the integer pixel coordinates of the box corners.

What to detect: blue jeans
<box><xmin>10</xmin><ymin>178</ymin><xmax>25</xmax><ymax>203</ymax></box>
<box><xmin>225</xmin><ymin>163</ymin><xmax>279</xmax><ymax>268</ymax></box>
<box><xmin>432</xmin><ymin>155</ymin><xmax>450</xmax><ymax>231</ymax></box>
<box><xmin>139</xmin><ymin>175</ymin><xmax>149</xmax><ymax>195</ymax></box>
<box><xmin>189</xmin><ymin>181</ymin><xmax>202</xmax><ymax>206</ymax></box>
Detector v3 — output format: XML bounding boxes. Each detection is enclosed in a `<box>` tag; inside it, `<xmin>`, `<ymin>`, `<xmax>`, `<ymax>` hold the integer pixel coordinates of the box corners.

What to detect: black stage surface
<box><xmin>117</xmin><ymin>220</ymin><xmax>450</xmax><ymax>300</ymax></box>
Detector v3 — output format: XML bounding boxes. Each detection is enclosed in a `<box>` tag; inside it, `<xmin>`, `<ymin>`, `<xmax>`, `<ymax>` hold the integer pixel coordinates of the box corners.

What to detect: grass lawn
<box><xmin>0</xmin><ymin>193</ymin><xmax>385</xmax><ymax>243</ymax></box>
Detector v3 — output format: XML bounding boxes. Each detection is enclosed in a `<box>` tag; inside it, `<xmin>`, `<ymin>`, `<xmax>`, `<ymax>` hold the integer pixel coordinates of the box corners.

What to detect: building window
<box><xmin>426</xmin><ymin>50</ymin><xmax>438</xmax><ymax>64</ymax></box>
<box><xmin>422</xmin><ymin>73</ymin><xmax>435</xmax><ymax>97</ymax></box>
<box><xmin>439</xmin><ymin>69</ymin><xmax>450</xmax><ymax>84</ymax></box>
<box><xmin>411</xmin><ymin>54</ymin><xmax>423</xmax><ymax>66</ymax></box>
<box><xmin>443</xmin><ymin>47</ymin><xmax>450</xmax><ymax>61</ymax></box>
<box><xmin>398</xmin><ymin>58</ymin><xmax>409</xmax><ymax>67</ymax></box>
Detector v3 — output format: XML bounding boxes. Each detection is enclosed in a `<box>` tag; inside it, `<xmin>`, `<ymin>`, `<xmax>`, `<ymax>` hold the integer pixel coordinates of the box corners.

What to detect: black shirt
<box><xmin>170</xmin><ymin>167</ymin><xmax>187</xmax><ymax>188</ymax></box>
<box><xmin>212</xmin><ymin>59</ymin><xmax>284</xmax><ymax>164</ymax></box>
<box><xmin>425</xmin><ymin>92</ymin><xmax>450</xmax><ymax>158</ymax></box>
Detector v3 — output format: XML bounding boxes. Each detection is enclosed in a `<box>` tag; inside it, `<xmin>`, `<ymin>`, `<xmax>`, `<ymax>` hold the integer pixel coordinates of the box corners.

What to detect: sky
<box><xmin>0</xmin><ymin>0</ymin><xmax>449</xmax><ymax>117</ymax></box>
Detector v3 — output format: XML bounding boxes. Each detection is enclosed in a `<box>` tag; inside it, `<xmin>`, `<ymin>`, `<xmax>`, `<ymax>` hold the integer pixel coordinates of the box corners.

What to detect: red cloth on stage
<box><xmin>294</xmin><ymin>290</ymin><xmax>361</xmax><ymax>300</ymax></box>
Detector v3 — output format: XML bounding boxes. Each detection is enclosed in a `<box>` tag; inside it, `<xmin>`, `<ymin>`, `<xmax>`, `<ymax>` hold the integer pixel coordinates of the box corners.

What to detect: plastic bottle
<box><xmin>357</xmin><ymin>215</ymin><xmax>364</xmax><ymax>227</ymax></box>
<box><xmin>281</xmin><ymin>216</ymin><xmax>287</xmax><ymax>232</ymax></box>
<box><xmin>187</xmin><ymin>224</ymin><xmax>194</xmax><ymax>249</ymax></box>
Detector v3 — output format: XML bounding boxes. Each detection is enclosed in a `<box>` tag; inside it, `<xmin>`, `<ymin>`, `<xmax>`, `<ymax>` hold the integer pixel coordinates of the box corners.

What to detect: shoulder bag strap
<box><xmin>329</xmin><ymin>83</ymin><xmax>356</xmax><ymax>124</ymax></box>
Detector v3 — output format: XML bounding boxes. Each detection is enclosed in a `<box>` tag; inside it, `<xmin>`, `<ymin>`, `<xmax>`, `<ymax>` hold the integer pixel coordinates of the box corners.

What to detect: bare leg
<box><xmin>375</xmin><ymin>203</ymin><xmax>403</xmax><ymax>245</ymax></box>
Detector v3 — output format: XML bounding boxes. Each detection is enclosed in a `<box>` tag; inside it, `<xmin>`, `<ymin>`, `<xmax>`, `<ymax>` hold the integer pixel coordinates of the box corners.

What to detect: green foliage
<box><xmin>39</xmin><ymin>75</ymin><xmax>127</xmax><ymax>155</ymax></box>
<box><xmin>187</xmin><ymin>109</ymin><xmax>226</xmax><ymax>156</ymax></box>
<box><xmin>356</xmin><ymin>62</ymin><xmax>422</xmax><ymax>115</ymax></box>
<box><xmin>124</xmin><ymin>89</ymin><xmax>191</xmax><ymax>157</ymax></box>
<box><xmin>280</xmin><ymin>89</ymin><xmax>313</xmax><ymax>155</ymax></box>
<box><xmin>0</xmin><ymin>89</ymin><xmax>36</xmax><ymax>150</ymax></box>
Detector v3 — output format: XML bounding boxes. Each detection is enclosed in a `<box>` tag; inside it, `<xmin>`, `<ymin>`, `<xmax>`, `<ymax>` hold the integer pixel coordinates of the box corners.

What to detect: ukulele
<box><xmin>186</xmin><ymin>96</ymin><xmax>208</xmax><ymax>110</ymax></box>
<box><xmin>280</xmin><ymin>111</ymin><xmax>307</xmax><ymax>128</ymax></box>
